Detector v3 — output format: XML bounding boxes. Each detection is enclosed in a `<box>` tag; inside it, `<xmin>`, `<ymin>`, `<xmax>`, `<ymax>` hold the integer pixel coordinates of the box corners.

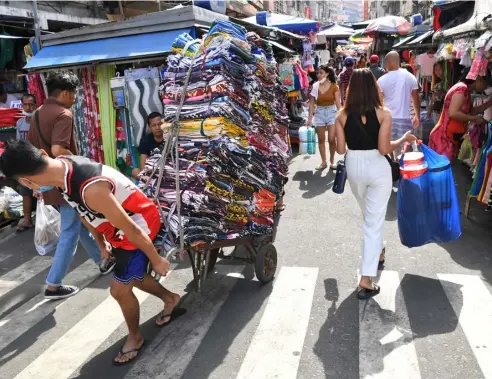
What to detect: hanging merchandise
<box><xmin>398</xmin><ymin>143</ymin><xmax>461</xmax><ymax>248</ymax></box>
<box><xmin>80</xmin><ymin>67</ymin><xmax>104</xmax><ymax>163</ymax></box>
<box><xmin>110</xmin><ymin>74</ymin><xmax>126</xmax><ymax>108</ymax></box>
<box><xmin>73</xmin><ymin>85</ymin><xmax>90</xmax><ymax>158</ymax></box>
<box><xmin>97</xmin><ymin>65</ymin><xmax>118</xmax><ymax>169</ymax></box>
<box><xmin>26</xmin><ymin>73</ymin><xmax>46</xmax><ymax>106</ymax></box>
<box><xmin>125</xmin><ymin>67</ymin><xmax>164</xmax><ymax>146</ymax></box>
<box><xmin>138</xmin><ymin>20</ymin><xmax>289</xmax><ymax>251</ymax></box>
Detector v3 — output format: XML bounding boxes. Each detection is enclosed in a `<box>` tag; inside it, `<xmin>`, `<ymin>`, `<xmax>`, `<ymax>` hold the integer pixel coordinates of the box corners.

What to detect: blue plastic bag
<box><xmin>397</xmin><ymin>144</ymin><xmax>461</xmax><ymax>248</ymax></box>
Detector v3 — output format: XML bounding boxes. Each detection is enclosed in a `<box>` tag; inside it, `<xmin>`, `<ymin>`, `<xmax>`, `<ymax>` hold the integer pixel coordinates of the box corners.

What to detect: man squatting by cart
<box><xmin>0</xmin><ymin>139</ymin><xmax>187</xmax><ymax>365</ymax></box>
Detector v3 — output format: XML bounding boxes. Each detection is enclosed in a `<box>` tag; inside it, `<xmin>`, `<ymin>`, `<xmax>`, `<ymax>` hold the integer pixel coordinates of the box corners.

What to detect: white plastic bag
<box><xmin>34</xmin><ymin>200</ymin><xmax>61</xmax><ymax>255</ymax></box>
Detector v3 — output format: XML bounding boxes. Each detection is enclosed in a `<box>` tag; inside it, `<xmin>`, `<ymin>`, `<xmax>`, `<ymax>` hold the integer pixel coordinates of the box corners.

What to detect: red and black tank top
<box><xmin>57</xmin><ymin>155</ymin><xmax>160</xmax><ymax>250</ymax></box>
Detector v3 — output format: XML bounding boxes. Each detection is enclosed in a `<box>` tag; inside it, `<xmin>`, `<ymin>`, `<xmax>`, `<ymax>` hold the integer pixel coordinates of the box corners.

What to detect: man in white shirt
<box><xmin>377</xmin><ymin>51</ymin><xmax>420</xmax><ymax>156</ymax></box>
<box><xmin>0</xmin><ymin>84</ymin><xmax>18</xmax><ymax>108</ymax></box>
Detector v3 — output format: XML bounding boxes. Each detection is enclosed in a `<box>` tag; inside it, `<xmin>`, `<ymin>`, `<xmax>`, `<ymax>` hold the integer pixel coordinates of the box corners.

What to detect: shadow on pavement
<box><xmin>438</xmin><ymin>163</ymin><xmax>492</xmax><ymax>284</ymax></box>
<box><xmin>314</xmin><ymin>275</ymin><xmax>465</xmax><ymax>378</ymax></box>
<box><xmin>292</xmin><ymin>169</ymin><xmax>335</xmax><ymax>199</ymax></box>
<box><xmin>313</xmin><ymin>279</ymin><xmax>359</xmax><ymax>379</ymax></box>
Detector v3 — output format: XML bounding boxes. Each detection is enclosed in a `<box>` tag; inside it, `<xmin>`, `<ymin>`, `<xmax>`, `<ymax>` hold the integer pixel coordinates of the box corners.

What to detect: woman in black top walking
<box><xmin>334</xmin><ymin>69</ymin><xmax>416</xmax><ymax>299</ymax></box>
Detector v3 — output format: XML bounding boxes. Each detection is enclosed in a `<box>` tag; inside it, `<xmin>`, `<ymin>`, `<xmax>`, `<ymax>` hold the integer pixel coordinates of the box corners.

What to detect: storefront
<box><xmin>24</xmin><ymin>5</ymin><xmax>300</xmax><ymax>175</ymax></box>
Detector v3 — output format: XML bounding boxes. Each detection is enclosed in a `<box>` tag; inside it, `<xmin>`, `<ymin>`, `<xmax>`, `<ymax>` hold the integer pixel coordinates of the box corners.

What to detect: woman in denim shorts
<box><xmin>307</xmin><ymin>65</ymin><xmax>342</xmax><ymax>170</ymax></box>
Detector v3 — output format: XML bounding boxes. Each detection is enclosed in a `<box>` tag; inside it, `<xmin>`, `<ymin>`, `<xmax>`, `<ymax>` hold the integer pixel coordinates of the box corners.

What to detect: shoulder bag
<box><xmin>332</xmin><ymin>156</ymin><xmax>347</xmax><ymax>194</ymax></box>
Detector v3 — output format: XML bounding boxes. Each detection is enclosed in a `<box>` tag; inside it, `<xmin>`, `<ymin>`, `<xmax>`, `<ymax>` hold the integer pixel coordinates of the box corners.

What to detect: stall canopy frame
<box><xmin>24</xmin><ymin>28</ymin><xmax>192</xmax><ymax>70</ymax></box>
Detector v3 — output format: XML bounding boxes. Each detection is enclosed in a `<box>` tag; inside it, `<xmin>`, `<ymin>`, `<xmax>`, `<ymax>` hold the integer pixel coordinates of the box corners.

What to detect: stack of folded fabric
<box><xmin>140</xmin><ymin>20</ymin><xmax>289</xmax><ymax>249</ymax></box>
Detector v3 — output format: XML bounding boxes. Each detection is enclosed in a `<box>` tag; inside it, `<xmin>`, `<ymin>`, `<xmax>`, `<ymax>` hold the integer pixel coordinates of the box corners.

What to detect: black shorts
<box><xmin>112</xmin><ymin>248</ymin><xmax>149</xmax><ymax>285</ymax></box>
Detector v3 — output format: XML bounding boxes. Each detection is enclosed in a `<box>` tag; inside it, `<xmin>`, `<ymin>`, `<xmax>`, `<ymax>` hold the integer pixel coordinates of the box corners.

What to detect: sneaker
<box><xmin>99</xmin><ymin>258</ymin><xmax>116</xmax><ymax>275</ymax></box>
<box><xmin>44</xmin><ymin>285</ymin><xmax>80</xmax><ymax>300</ymax></box>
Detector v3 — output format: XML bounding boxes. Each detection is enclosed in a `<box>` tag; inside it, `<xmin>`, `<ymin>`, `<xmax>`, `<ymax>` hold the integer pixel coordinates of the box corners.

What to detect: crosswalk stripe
<box><xmin>0</xmin><ymin>260</ymin><xmax>100</xmax><ymax>352</ymax></box>
<box><xmin>236</xmin><ymin>266</ymin><xmax>318</xmax><ymax>379</ymax></box>
<box><xmin>12</xmin><ymin>264</ymin><xmax>179</xmax><ymax>379</ymax></box>
<box><xmin>0</xmin><ymin>256</ymin><xmax>52</xmax><ymax>299</ymax></box>
<box><xmin>359</xmin><ymin>270</ymin><xmax>421</xmax><ymax>379</ymax></box>
<box><xmin>0</xmin><ymin>254</ymin><xmax>12</xmax><ymax>264</ymax></box>
<box><xmin>124</xmin><ymin>263</ymin><xmax>245</xmax><ymax>379</ymax></box>
<box><xmin>437</xmin><ymin>274</ymin><xmax>492</xmax><ymax>379</ymax></box>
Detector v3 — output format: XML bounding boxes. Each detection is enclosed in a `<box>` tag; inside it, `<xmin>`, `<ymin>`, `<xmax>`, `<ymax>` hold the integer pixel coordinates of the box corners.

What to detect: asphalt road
<box><xmin>0</xmin><ymin>150</ymin><xmax>491</xmax><ymax>379</ymax></box>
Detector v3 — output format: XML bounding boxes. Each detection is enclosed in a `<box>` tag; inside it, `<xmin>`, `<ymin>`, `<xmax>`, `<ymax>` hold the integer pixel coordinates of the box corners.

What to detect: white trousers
<box><xmin>346</xmin><ymin>150</ymin><xmax>392</xmax><ymax>277</ymax></box>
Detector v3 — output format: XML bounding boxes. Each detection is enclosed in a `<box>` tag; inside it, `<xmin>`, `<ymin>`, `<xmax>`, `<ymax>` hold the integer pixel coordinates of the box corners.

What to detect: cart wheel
<box><xmin>207</xmin><ymin>248</ymin><xmax>220</xmax><ymax>273</ymax></box>
<box><xmin>255</xmin><ymin>244</ymin><xmax>277</xmax><ymax>284</ymax></box>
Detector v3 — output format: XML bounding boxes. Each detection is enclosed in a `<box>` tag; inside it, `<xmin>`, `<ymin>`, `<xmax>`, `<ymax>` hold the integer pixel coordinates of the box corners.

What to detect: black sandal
<box><xmin>357</xmin><ymin>284</ymin><xmax>380</xmax><ymax>300</ymax></box>
<box><xmin>156</xmin><ymin>307</ymin><xmax>187</xmax><ymax>327</ymax></box>
<box><xmin>113</xmin><ymin>341</ymin><xmax>145</xmax><ymax>366</ymax></box>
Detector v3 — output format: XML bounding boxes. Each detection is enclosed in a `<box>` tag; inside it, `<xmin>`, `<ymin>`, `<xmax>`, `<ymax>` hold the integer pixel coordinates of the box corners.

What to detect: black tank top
<box><xmin>344</xmin><ymin>109</ymin><xmax>381</xmax><ymax>150</ymax></box>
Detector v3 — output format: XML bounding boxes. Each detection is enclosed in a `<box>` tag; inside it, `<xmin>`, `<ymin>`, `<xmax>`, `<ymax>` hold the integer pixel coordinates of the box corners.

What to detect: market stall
<box><xmin>25</xmin><ymin>5</ymin><xmax>299</xmax><ymax>175</ymax></box>
<box><xmin>429</xmin><ymin>0</ymin><xmax>492</xmax><ymax>217</ymax></box>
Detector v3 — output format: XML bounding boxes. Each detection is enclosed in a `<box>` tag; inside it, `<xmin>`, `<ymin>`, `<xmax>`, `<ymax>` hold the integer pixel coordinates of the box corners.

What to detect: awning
<box><xmin>408</xmin><ymin>30</ymin><xmax>434</xmax><ymax>45</ymax></box>
<box><xmin>24</xmin><ymin>28</ymin><xmax>191</xmax><ymax>70</ymax></box>
<box><xmin>433</xmin><ymin>0</ymin><xmax>492</xmax><ymax>40</ymax></box>
<box><xmin>244</xmin><ymin>13</ymin><xmax>319</xmax><ymax>34</ymax></box>
<box><xmin>393</xmin><ymin>35</ymin><xmax>417</xmax><ymax>48</ymax></box>
<box><xmin>266</xmin><ymin>39</ymin><xmax>294</xmax><ymax>53</ymax></box>
<box><xmin>317</xmin><ymin>24</ymin><xmax>354</xmax><ymax>38</ymax></box>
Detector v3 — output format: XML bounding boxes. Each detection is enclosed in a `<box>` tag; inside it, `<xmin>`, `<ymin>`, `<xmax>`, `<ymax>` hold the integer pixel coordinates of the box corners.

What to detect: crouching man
<box><xmin>0</xmin><ymin>140</ymin><xmax>186</xmax><ymax>365</ymax></box>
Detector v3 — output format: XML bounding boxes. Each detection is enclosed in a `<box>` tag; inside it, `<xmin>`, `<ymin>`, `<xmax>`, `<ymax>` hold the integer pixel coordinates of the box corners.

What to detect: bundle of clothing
<box><xmin>0</xmin><ymin>108</ymin><xmax>22</xmax><ymax>128</ymax></box>
<box><xmin>140</xmin><ymin>20</ymin><xmax>289</xmax><ymax>249</ymax></box>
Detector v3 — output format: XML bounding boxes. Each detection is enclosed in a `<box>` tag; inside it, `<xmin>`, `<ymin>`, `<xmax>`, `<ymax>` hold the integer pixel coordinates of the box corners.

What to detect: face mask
<box><xmin>38</xmin><ymin>185</ymin><xmax>54</xmax><ymax>193</ymax></box>
<box><xmin>22</xmin><ymin>111</ymin><xmax>33</xmax><ymax>117</ymax></box>
<box><xmin>319</xmin><ymin>78</ymin><xmax>327</xmax><ymax>84</ymax></box>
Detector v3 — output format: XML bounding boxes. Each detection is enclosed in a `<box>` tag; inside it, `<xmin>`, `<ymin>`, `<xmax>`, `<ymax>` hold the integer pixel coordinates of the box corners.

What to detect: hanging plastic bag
<box><xmin>457</xmin><ymin>135</ymin><xmax>473</xmax><ymax>162</ymax></box>
<box><xmin>398</xmin><ymin>143</ymin><xmax>461</xmax><ymax>248</ymax></box>
<box><xmin>34</xmin><ymin>199</ymin><xmax>61</xmax><ymax>255</ymax></box>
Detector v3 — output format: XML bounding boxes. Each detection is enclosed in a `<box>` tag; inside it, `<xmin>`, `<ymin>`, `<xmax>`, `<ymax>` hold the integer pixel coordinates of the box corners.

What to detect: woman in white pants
<box><xmin>334</xmin><ymin>69</ymin><xmax>416</xmax><ymax>300</ymax></box>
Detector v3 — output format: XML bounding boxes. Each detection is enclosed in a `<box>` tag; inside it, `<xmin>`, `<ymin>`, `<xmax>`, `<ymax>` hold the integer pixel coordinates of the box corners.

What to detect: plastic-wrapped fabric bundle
<box><xmin>398</xmin><ymin>144</ymin><xmax>461</xmax><ymax>248</ymax></box>
<box><xmin>139</xmin><ymin>20</ymin><xmax>289</xmax><ymax>249</ymax></box>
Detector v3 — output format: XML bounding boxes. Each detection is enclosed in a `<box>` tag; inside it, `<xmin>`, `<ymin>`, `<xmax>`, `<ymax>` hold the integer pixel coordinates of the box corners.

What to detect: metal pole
<box><xmin>32</xmin><ymin>0</ymin><xmax>41</xmax><ymax>50</ymax></box>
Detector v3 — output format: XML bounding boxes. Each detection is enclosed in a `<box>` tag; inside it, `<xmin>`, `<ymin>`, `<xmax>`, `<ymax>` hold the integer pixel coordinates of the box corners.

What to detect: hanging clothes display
<box><xmin>138</xmin><ymin>20</ymin><xmax>289</xmax><ymax>250</ymax></box>
<box><xmin>26</xmin><ymin>73</ymin><xmax>46</xmax><ymax>106</ymax></box>
<box><xmin>124</xmin><ymin>67</ymin><xmax>164</xmax><ymax>146</ymax></box>
<box><xmin>73</xmin><ymin>85</ymin><xmax>90</xmax><ymax>158</ymax></box>
<box><xmin>97</xmin><ymin>65</ymin><xmax>117</xmax><ymax>169</ymax></box>
<box><xmin>80</xmin><ymin>67</ymin><xmax>104</xmax><ymax>163</ymax></box>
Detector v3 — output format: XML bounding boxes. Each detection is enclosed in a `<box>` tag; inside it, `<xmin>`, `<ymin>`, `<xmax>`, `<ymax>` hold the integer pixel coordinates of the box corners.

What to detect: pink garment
<box><xmin>415</xmin><ymin>53</ymin><xmax>436</xmax><ymax>76</ymax></box>
<box><xmin>467</xmin><ymin>49</ymin><xmax>487</xmax><ymax>80</ymax></box>
<box><xmin>429</xmin><ymin>82</ymin><xmax>470</xmax><ymax>160</ymax></box>
<box><xmin>294</xmin><ymin>63</ymin><xmax>309</xmax><ymax>90</ymax></box>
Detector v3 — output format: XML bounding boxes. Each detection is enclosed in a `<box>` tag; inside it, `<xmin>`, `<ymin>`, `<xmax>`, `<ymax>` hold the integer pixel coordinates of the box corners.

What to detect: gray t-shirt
<box><xmin>16</xmin><ymin>117</ymin><xmax>31</xmax><ymax>140</ymax></box>
<box><xmin>0</xmin><ymin>94</ymin><xmax>18</xmax><ymax>108</ymax></box>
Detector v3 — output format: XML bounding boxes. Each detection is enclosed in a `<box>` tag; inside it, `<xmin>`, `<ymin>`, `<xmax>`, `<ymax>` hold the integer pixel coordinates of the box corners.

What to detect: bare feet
<box><xmin>155</xmin><ymin>293</ymin><xmax>181</xmax><ymax>326</ymax></box>
<box><xmin>113</xmin><ymin>333</ymin><xmax>144</xmax><ymax>365</ymax></box>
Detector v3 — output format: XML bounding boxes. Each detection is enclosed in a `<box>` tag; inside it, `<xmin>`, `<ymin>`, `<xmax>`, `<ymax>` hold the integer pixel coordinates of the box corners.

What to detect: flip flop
<box><xmin>276</xmin><ymin>204</ymin><xmax>286</xmax><ymax>212</ymax></box>
<box><xmin>330</xmin><ymin>164</ymin><xmax>337</xmax><ymax>170</ymax></box>
<box><xmin>156</xmin><ymin>307</ymin><xmax>187</xmax><ymax>327</ymax></box>
<box><xmin>316</xmin><ymin>164</ymin><xmax>328</xmax><ymax>170</ymax></box>
<box><xmin>16</xmin><ymin>222</ymin><xmax>34</xmax><ymax>232</ymax></box>
<box><xmin>113</xmin><ymin>341</ymin><xmax>145</xmax><ymax>366</ymax></box>
<box><xmin>357</xmin><ymin>284</ymin><xmax>380</xmax><ymax>300</ymax></box>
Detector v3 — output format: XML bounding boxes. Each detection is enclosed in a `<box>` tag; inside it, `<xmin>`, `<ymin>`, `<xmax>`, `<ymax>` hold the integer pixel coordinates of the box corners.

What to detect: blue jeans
<box><xmin>45</xmin><ymin>204</ymin><xmax>101</xmax><ymax>287</ymax></box>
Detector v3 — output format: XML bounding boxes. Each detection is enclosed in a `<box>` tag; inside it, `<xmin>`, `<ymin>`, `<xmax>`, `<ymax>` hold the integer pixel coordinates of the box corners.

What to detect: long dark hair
<box><xmin>343</xmin><ymin>68</ymin><xmax>383</xmax><ymax>115</ymax></box>
<box><xmin>319</xmin><ymin>64</ymin><xmax>337</xmax><ymax>84</ymax></box>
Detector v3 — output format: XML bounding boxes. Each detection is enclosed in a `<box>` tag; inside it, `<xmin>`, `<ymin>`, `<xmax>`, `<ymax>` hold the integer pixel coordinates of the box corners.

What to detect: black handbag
<box><xmin>385</xmin><ymin>155</ymin><xmax>401</xmax><ymax>182</ymax></box>
<box><xmin>332</xmin><ymin>158</ymin><xmax>347</xmax><ymax>194</ymax></box>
